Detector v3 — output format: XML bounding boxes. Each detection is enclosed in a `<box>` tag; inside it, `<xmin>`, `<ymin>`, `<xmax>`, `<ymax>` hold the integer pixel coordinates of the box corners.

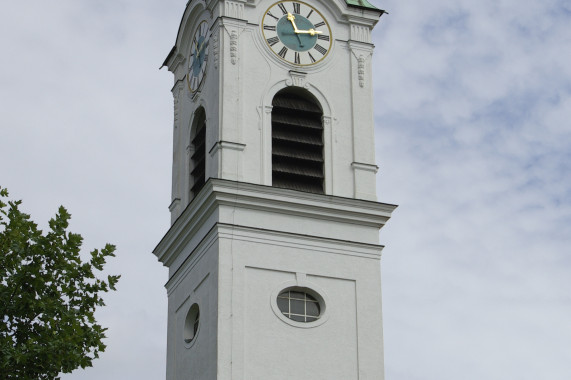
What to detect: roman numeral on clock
<box><xmin>292</xmin><ymin>2</ymin><xmax>300</xmax><ymax>14</ymax></box>
<box><xmin>308</xmin><ymin>52</ymin><xmax>316</xmax><ymax>63</ymax></box>
<box><xmin>267</xmin><ymin>12</ymin><xmax>279</xmax><ymax>21</ymax></box>
<box><xmin>262</xmin><ymin>3</ymin><xmax>332</xmax><ymax>65</ymax></box>
<box><xmin>278</xmin><ymin>46</ymin><xmax>288</xmax><ymax>59</ymax></box>
<box><xmin>267</xmin><ymin>36</ymin><xmax>279</xmax><ymax>46</ymax></box>
<box><xmin>278</xmin><ymin>3</ymin><xmax>287</xmax><ymax>14</ymax></box>
<box><xmin>314</xmin><ymin>44</ymin><xmax>327</xmax><ymax>55</ymax></box>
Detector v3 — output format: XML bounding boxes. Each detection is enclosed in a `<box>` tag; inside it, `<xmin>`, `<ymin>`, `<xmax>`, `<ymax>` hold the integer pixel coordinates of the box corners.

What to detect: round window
<box><xmin>184</xmin><ymin>303</ymin><xmax>200</xmax><ymax>344</ymax></box>
<box><xmin>276</xmin><ymin>288</ymin><xmax>321</xmax><ymax>323</ymax></box>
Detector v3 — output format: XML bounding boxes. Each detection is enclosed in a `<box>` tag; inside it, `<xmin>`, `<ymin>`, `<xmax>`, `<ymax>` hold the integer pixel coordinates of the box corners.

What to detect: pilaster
<box><xmin>171</xmin><ymin>79</ymin><xmax>186</xmax><ymax>222</ymax></box>
<box><xmin>348</xmin><ymin>38</ymin><xmax>377</xmax><ymax>200</ymax></box>
<box><xmin>217</xmin><ymin>16</ymin><xmax>248</xmax><ymax>182</ymax></box>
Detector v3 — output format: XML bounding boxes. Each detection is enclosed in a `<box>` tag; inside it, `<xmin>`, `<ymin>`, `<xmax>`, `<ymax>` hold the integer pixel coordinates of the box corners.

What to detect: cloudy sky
<box><xmin>1</xmin><ymin>1</ymin><xmax>569</xmax><ymax>379</ymax></box>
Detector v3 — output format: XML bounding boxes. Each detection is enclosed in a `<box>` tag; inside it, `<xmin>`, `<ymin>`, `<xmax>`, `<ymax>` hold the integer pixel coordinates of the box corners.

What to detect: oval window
<box><xmin>184</xmin><ymin>303</ymin><xmax>200</xmax><ymax>344</ymax></box>
<box><xmin>276</xmin><ymin>288</ymin><xmax>321</xmax><ymax>323</ymax></box>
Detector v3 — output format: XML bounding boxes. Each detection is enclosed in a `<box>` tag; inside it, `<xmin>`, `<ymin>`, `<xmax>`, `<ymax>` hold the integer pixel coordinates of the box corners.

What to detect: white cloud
<box><xmin>376</xmin><ymin>0</ymin><xmax>570</xmax><ymax>378</ymax></box>
<box><xmin>1</xmin><ymin>0</ymin><xmax>569</xmax><ymax>379</ymax></box>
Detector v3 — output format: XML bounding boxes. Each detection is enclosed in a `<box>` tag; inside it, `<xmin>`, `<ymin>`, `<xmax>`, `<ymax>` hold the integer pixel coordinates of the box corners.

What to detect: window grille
<box><xmin>277</xmin><ymin>290</ymin><xmax>321</xmax><ymax>323</ymax></box>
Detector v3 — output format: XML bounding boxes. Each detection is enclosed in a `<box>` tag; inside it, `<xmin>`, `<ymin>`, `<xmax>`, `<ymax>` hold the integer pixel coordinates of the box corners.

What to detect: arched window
<box><xmin>271</xmin><ymin>89</ymin><xmax>324</xmax><ymax>194</ymax></box>
<box><xmin>190</xmin><ymin>108</ymin><xmax>206</xmax><ymax>197</ymax></box>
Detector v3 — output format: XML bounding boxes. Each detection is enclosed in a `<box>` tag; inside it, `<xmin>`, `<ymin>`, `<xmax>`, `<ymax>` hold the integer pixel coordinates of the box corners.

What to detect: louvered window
<box><xmin>272</xmin><ymin>90</ymin><xmax>324</xmax><ymax>194</ymax></box>
<box><xmin>190</xmin><ymin>110</ymin><xmax>206</xmax><ymax>197</ymax></box>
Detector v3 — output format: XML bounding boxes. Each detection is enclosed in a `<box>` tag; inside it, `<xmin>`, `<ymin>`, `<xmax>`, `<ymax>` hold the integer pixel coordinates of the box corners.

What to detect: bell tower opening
<box><xmin>190</xmin><ymin>107</ymin><xmax>206</xmax><ymax>198</ymax></box>
<box><xmin>271</xmin><ymin>88</ymin><xmax>324</xmax><ymax>194</ymax></box>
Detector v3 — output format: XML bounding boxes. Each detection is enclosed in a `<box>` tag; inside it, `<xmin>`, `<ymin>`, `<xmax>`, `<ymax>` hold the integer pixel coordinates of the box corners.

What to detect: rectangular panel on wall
<box><xmin>243</xmin><ymin>266</ymin><xmax>358</xmax><ymax>379</ymax></box>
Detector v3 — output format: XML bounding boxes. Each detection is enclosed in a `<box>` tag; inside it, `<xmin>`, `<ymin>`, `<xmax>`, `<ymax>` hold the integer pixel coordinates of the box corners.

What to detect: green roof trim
<box><xmin>345</xmin><ymin>0</ymin><xmax>380</xmax><ymax>11</ymax></box>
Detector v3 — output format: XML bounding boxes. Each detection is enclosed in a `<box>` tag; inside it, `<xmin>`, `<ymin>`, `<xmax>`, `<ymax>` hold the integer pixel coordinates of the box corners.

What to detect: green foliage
<box><xmin>0</xmin><ymin>187</ymin><xmax>120</xmax><ymax>380</ymax></box>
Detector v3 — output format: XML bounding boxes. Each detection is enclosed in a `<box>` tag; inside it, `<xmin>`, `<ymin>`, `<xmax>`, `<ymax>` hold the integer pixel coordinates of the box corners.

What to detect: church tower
<box><xmin>153</xmin><ymin>1</ymin><xmax>396</xmax><ymax>379</ymax></box>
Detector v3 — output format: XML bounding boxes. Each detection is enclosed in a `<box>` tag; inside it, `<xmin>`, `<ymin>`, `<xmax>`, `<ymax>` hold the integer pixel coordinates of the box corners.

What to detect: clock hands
<box><xmin>287</xmin><ymin>13</ymin><xmax>303</xmax><ymax>46</ymax></box>
<box><xmin>295</xmin><ymin>29</ymin><xmax>322</xmax><ymax>36</ymax></box>
<box><xmin>287</xmin><ymin>12</ymin><xmax>323</xmax><ymax>36</ymax></box>
<box><xmin>188</xmin><ymin>20</ymin><xmax>210</xmax><ymax>92</ymax></box>
<box><xmin>194</xmin><ymin>39</ymin><xmax>208</xmax><ymax>57</ymax></box>
<box><xmin>287</xmin><ymin>12</ymin><xmax>300</xmax><ymax>33</ymax></box>
<box><xmin>262</xmin><ymin>3</ymin><xmax>331</xmax><ymax>65</ymax></box>
<box><xmin>191</xmin><ymin>38</ymin><xmax>209</xmax><ymax>70</ymax></box>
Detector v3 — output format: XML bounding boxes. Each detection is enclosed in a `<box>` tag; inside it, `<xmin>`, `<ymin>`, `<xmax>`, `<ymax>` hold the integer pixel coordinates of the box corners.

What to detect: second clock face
<box><xmin>187</xmin><ymin>20</ymin><xmax>210</xmax><ymax>93</ymax></box>
<box><xmin>262</xmin><ymin>1</ymin><xmax>332</xmax><ymax>66</ymax></box>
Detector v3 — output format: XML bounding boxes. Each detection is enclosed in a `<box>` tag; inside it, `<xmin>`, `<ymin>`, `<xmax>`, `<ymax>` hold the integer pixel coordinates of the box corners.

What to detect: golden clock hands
<box><xmin>287</xmin><ymin>12</ymin><xmax>300</xmax><ymax>32</ymax></box>
<box><xmin>287</xmin><ymin>13</ymin><xmax>323</xmax><ymax>36</ymax></box>
<box><xmin>190</xmin><ymin>39</ymin><xmax>208</xmax><ymax>72</ymax></box>
<box><xmin>295</xmin><ymin>28</ymin><xmax>323</xmax><ymax>36</ymax></box>
<box><xmin>287</xmin><ymin>12</ymin><xmax>303</xmax><ymax>45</ymax></box>
<box><xmin>193</xmin><ymin>39</ymin><xmax>208</xmax><ymax>69</ymax></box>
<box><xmin>197</xmin><ymin>40</ymin><xmax>207</xmax><ymax>55</ymax></box>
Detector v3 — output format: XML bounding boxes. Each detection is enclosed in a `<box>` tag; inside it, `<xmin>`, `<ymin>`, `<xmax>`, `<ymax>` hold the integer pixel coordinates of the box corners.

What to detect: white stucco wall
<box><xmin>156</xmin><ymin>1</ymin><xmax>393</xmax><ymax>379</ymax></box>
<box><xmin>155</xmin><ymin>180</ymin><xmax>395</xmax><ymax>380</ymax></box>
<box><xmin>167</xmin><ymin>0</ymin><xmax>383</xmax><ymax>223</ymax></box>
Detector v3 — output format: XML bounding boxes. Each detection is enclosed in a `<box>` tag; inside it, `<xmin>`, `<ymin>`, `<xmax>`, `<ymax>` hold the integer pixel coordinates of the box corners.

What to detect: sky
<box><xmin>1</xmin><ymin>0</ymin><xmax>569</xmax><ymax>379</ymax></box>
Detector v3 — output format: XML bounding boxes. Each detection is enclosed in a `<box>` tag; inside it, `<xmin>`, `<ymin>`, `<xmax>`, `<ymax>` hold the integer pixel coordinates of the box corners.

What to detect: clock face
<box><xmin>187</xmin><ymin>20</ymin><xmax>210</xmax><ymax>93</ymax></box>
<box><xmin>262</xmin><ymin>1</ymin><xmax>332</xmax><ymax>66</ymax></box>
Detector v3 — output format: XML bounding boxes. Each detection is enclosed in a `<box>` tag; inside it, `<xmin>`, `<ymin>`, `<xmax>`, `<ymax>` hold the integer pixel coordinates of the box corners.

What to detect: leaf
<box><xmin>0</xmin><ymin>186</ymin><xmax>120</xmax><ymax>379</ymax></box>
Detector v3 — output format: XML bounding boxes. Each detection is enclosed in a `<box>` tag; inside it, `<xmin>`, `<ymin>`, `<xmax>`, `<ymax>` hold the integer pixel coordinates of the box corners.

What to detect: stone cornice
<box><xmin>153</xmin><ymin>179</ymin><xmax>397</xmax><ymax>267</ymax></box>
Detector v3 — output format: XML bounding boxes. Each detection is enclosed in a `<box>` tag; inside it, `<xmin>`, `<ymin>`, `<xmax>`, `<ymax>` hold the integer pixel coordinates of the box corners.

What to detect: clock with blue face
<box><xmin>187</xmin><ymin>20</ymin><xmax>210</xmax><ymax>93</ymax></box>
<box><xmin>262</xmin><ymin>1</ymin><xmax>332</xmax><ymax>66</ymax></box>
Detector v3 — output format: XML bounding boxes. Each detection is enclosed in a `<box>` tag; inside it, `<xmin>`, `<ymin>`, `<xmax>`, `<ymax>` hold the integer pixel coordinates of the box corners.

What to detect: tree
<box><xmin>0</xmin><ymin>187</ymin><xmax>120</xmax><ymax>380</ymax></box>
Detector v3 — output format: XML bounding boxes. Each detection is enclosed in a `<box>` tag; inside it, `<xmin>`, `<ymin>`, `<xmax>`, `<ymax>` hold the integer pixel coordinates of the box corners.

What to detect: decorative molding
<box><xmin>213</xmin><ymin>29</ymin><xmax>219</xmax><ymax>69</ymax></box>
<box><xmin>209</xmin><ymin>140</ymin><xmax>246</xmax><ymax>156</ymax></box>
<box><xmin>286</xmin><ymin>71</ymin><xmax>309</xmax><ymax>88</ymax></box>
<box><xmin>224</xmin><ymin>1</ymin><xmax>245</xmax><ymax>19</ymax></box>
<box><xmin>350</xmin><ymin>24</ymin><xmax>371</xmax><ymax>43</ymax></box>
<box><xmin>173</xmin><ymin>96</ymin><xmax>179</xmax><ymax>128</ymax></box>
<box><xmin>153</xmin><ymin>179</ymin><xmax>397</xmax><ymax>267</ymax></box>
<box><xmin>168</xmin><ymin>198</ymin><xmax>181</xmax><ymax>212</ymax></box>
<box><xmin>219</xmin><ymin>226</ymin><xmax>384</xmax><ymax>260</ymax></box>
<box><xmin>348</xmin><ymin>43</ymin><xmax>373</xmax><ymax>88</ymax></box>
<box><xmin>351</xmin><ymin>162</ymin><xmax>379</xmax><ymax>173</ymax></box>
<box><xmin>172</xmin><ymin>80</ymin><xmax>184</xmax><ymax>129</ymax></box>
<box><xmin>170</xmin><ymin>52</ymin><xmax>186</xmax><ymax>73</ymax></box>
<box><xmin>165</xmin><ymin>227</ymin><xmax>219</xmax><ymax>294</ymax></box>
<box><xmin>295</xmin><ymin>272</ymin><xmax>307</xmax><ymax>286</ymax></box>
<box><xmin>358</xmin><ymin>55</ymin><xmax>365</xmax><ymax>88</ymax></box>
<box><xmin>230</xmin><ymin>30</ymin><xmax>238</xmax><ymax>65</ymax></box>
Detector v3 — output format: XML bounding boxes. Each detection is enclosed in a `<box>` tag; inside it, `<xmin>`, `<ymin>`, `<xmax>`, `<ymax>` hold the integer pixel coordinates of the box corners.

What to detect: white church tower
<box><xmin>153</xmin><ymin>1</ymin><xmax>396</xmax><ymax>379</ymax></box>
